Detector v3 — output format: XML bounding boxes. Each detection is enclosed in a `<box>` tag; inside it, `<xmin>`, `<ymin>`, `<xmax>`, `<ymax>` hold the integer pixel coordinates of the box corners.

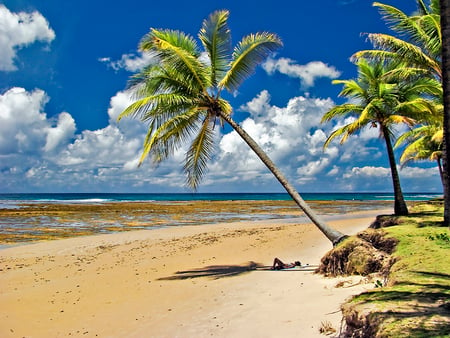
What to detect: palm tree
<box><xmin>118</xmin><ymin>10</ymin><xmax>347</xmax><ymax>244</ymax></box>
<box><xmin>354</xmin><ymin>0</ymin><xmax>448</xmax><ymax>224</ymax></box>
<box><xmin>440</xmin><ymin>0</ymin><xmax>450</xmax><ymax>226</ymax></box>
<box><xmin>353</xmin><ymin>1</ymin><xmax>441</xmax><ymax>80</ymax></box>
<box><xmin>322</xmin><ymin>59</ymin><xmax>437</xmax><ymax>216</ymax></box>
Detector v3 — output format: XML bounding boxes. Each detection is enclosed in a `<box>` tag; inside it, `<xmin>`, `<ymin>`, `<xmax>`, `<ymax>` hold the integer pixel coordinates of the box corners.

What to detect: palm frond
<box><xmin>373</xmin><ymin>2</ymin><xmax>410</xmax><ymax>35</ymax></box>
<box><xmin>431</xmin><ymin>129</ymin><xmax>443</xmax><ymax>143</ymax></box>
<box><xmin>139</xmin><ymin>108</ymin><xmax>203</xmax><ymax>165</ymax></box>
<box><xmin>396</xmin><ymin>122</ymin><xmax>443</xmax><ymax>165</ymax></box>
<box><xmin>323</xmin><ymin>117</ymin><xmax>368</xmax><ymax>148</ymax></box>
<box><xmin>132</xmin><ymin>65</ymin><xmax>204</xmax><ymax>99</ymax></box>
<box><xmin>358</xmin><ymin>101</ymin><xmax>379</xmax><ymax>124</ymax></box>
<box><xmin>429</xmin><ymin>0</ymin><xmax>440</xmax><ymax>14</ymax></box>
<box><xmin>337</xmin><ymin>80</ymin><xmax>366</xmax><ymax>99</ymax></box>
<box><xmin>387</xmin><ymin>114</ymin><xmax>416</xmax><ymax>126</ymax></box>
<box><xmin>374</xmin><ymin>2</ymin><xmax>441</xmax><ymax>58</ymax></box>
<box><xmin>198</xmin><ymin>10</ymin><xmax>231</xmax><ymax>88</ymax></box>
<box><xmin>184</xmin><ymin>117</ymin><xmax>216</xmax><ymax>189</ymax></box>
<box><xmin>220</xmin><ymin>32</ymin><xmax>282</xmax><ymax>92</ymax></box>
<box><xmin>366</xmin><ymin>33</ymin><xmax>439</xmax><ymax>74</ymax></box>
<box><xmin>416</xmin><ymin>0</ymin><xmax>431</xmax><ymax>15</ymax></box>
<box><xmin>323</xmin><ymin>127</ymin><xmax>347</xmax><ymax>148</ymax></box>
<box><xmin>140</xmin><ymin>28</ymin><xmax>210</xmax><ymax>92</ymax></box>
<box><xmin>352</xmin><ymin>50</ymin><xmax>401</xmax><ymax>64</ymax></box>
<box><xmin>416</xmin><ymin>14</ymin><xmax>441</xmax><ymax>56</ymax></box>
<box><xmin>118</xmin><ymin>93</ymin><xmax>194</xmax><ymax>122</ymax></box>
<box><xmin>141</xmin><ymin>28</ymin><xmax>199</xmax><ymax>56</ymax></box>
<box><xmin>321</xmin><ymin>104</ymin><xmax>363</xmax><ymax>123</ymax></box>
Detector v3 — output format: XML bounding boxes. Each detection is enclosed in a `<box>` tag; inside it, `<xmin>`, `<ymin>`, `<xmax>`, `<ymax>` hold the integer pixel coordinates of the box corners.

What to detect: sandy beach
<box><xmin>0</xmin><ymin>208</ymin><xmax>390</xmax><ymax>338</ymax></box>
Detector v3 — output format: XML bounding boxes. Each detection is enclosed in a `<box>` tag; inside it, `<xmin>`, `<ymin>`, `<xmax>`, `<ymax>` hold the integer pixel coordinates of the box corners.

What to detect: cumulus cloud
<box><xmin>262</xmin><ymin>57</ymin><xmax>341</xmax><ymax>88</ymax></box>
<box><xmin>213</xmin><ymin>90</ymin><xmax>337</xmax><ymax>187</ymax></box>
<box><xmin>0</xmin><ymin>5</ymin><xmax>55</xmax><ymax>71</ymax></box>
<box><xmin>297</xmin><ymin>158</ymin><xmax>330</xmax><ymax>177</ymax></box>
<box><xmin>0</xmin><ymin>86</ymin><xmax>441</xmax><ymax>193</ymax></box>
<box><xmin>0</xmin><ymin>87</ymin><xmax>56</xmax><ymax>154</ymax></box>
<box><xmin>99</xmin><ymin>52</ymin><xmax>156</xmax><ymax>72</ymax></box>
<box><xmin>0</xmin><ymin>86</ymin><xmax>189</xmax><ymax>192</ymax></box>
<box><xmin>343</xmin><ymin>166</ymin><xmax>391</xmax><ymax>179</ymax></box>
<box><xmin>399</xmin><ymin>166</ymin><xmax>438</xmax><ymax>178</ymax></box>
<box><xmin>44</xmin><ymin>112</ymin><xmax>76</xmax><ymax>152</ymax></box>
<box><xmin>56</xmin><ymin>125</ymin><xmax>141</xmax><ymax>167</ymax></box>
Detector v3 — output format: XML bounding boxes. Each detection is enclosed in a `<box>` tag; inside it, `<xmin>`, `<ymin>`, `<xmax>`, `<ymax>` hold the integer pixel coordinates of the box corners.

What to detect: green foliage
<box><xmin>322</xmin><ymin>58</ymin><xmax>438</xmax><ymax>148</ymax></box>
<box><xmin>352</xmin><ymin>0</ymin><xmax>444</xmax><ymax>181</ymax></box>
<box><xmin>118</xmin><ymin>10</ymin><xmax>281</xmax><ymax>189</ymax></box>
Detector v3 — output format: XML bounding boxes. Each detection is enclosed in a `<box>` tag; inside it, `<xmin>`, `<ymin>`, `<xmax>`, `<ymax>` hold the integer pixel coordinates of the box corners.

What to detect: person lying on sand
<box><xmin>271</xmin><ymin>258</ymin><xmax>301</xmax><ymax>270</ymax></box>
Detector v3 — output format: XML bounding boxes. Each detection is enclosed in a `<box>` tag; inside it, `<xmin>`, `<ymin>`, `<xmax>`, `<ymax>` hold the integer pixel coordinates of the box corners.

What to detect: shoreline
<box><xmin>0</xmin><ymin>199</ymin><xmax>394</xmax><ymax>245</ymax></box>
<box><xmin>0</xmin><ymin>208</ymin><xmax>389</xmax><ymax>337</ymax></box>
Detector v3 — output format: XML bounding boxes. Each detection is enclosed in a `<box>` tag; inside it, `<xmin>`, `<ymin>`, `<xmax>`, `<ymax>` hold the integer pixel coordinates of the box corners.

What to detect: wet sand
<box><xmin>0</xmin><ymin>207</ymin><xmax>390</xmax><ymax>337</ymax></box>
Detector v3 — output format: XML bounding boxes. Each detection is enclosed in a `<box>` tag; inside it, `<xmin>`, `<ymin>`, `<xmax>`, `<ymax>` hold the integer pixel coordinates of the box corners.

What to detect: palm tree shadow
<box><xmin>158</xmin><ymin>261</ymin><xmax>263</xmax><ymax>280</ymax></box>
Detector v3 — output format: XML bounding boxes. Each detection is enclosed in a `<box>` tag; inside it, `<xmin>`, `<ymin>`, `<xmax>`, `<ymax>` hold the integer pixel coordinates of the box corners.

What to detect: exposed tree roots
<box><xmin>316</xmin><ymin>228</ymin><xmax>398</xmax><ymax>277</ymax></box>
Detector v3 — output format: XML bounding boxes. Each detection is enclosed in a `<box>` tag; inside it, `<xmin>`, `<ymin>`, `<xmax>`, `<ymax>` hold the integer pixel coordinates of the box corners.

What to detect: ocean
<box><xmin>0</xmin><ymin>192</ymin><xmax>442</xmax><ymax>206</ymax></box>
<box><xmin>0</xmin><ymin>192</ymin><xmax>441</xmax><ymax>245</ymax></box>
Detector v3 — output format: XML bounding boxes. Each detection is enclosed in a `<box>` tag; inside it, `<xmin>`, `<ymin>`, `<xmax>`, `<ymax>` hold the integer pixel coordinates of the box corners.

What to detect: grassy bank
<box><xmin>341</xmin><ymin>200</ymin><xmax>450</xmax><ymax>337</ymax></box>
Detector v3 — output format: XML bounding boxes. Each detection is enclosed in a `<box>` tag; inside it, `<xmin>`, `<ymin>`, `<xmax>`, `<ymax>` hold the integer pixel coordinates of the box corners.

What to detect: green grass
<box><xmin>343</xmin><ymin>201</ymin><xmax>450</xmax><ymax>337</ymax></box>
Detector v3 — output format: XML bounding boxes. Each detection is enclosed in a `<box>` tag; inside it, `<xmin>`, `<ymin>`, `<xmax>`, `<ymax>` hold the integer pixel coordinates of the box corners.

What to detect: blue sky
<box><xmin>0</xmin><ymin>0</ymin><xmax>442</xmax><ymax>193</ymax></box>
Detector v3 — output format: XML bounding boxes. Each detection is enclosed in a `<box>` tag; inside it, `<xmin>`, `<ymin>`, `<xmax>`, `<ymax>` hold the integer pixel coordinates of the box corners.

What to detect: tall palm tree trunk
<box><xmin>220</xmin><ymin>112</ymin><xmax>348</xmax><ymax>245</ymax></box>
<box><xmin>440</xmin><ymin>0</ymin><xmax>450</xmax><ymax>226</ymax></box>
<box><xmin>382</xmin><ymin>125</ymin><xmax>409</xmax><ymax>215</ymax></box>
<box><xmin>437</xmin><ymin>157</ymin><xmax>445</xmax><ymax>188</ymax></box>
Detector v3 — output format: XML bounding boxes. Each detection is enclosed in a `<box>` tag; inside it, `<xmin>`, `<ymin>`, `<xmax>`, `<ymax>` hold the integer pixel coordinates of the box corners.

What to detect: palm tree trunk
<box><xmin>220</xmin><ymin>112</ymin><xmax>347</xmax><ymax>245</ymax></box>
<box><xmin>440</xmin><ymin>0</ymin><xmax>450</xmax><ymax>226</ymax></box>
<box><xmin>382</xmin><ymin>125</ymin><xmax>409</xmax><ymax>215</ymax></box>
<box><xmin>437</xmin><ymin>157</ymin><xmax>445</xmax><ymax>188</ymax></box>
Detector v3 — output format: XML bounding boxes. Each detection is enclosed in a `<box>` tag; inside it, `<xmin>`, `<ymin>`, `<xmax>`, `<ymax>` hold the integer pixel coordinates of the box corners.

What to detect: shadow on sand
<box><xmin>158</xmin><ymin>261</ymin><xmax>261</xmax><ymax>280</ymax></box>
<box><xmin>158</xmin><ymin>262</ymin><xmax>318</xmax><ymax>280</ymax></box>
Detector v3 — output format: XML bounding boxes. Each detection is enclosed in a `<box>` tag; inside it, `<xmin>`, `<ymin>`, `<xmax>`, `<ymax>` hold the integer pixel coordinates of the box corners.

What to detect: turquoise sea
<box><xmin>0</xmin><ymin>192</ymin><xmax>442</xmax><ymax>207</ymax></box>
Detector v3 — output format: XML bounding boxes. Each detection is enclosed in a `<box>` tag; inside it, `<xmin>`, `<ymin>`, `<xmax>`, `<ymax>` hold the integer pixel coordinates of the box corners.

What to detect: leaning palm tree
<box><xmin>118</xmin><ymin>10</ymin><xmax>347</xmax><ymax>244</ymax></box>
<box><xmin>322</xmin><ymin>59</ymin><xmax>438</xmax><ymax>216</ymax></box>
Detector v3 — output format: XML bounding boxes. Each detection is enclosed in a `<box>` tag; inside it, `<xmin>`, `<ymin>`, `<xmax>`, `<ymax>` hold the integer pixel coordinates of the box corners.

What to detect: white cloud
<box><xmin>399</xmin><ymin>166</ymin><xmax>438</xmax><ymax>178</ymax></box>
<box><xmin>56</xmin><ymin>125</ymin><xmax>142</xmax><ymax>167</ymax></box>
<box><xmin>0</xmin><ymin>86</ymin><xmax>190</xmax><ymax>192</ymax></box>
<box><xmin>0</xmin><ymin>87</ymin><xmax>50</xmax><ymax>154</ymax></box>
<box><xmin>99</xmin><ymin>52</ymin><xmax>156</xmax><ymax>72</ymax></box>
<box><xmin>326</xmin><ymin>165</ymin><xmax>340</xmax><ymax>176</ymax></box>
<box><xmin>0</xmin><ymin>87</ymin><xmax>143</xmax><ymax>190</ymax></box>
<box><xmin>213</xmin><ymin>90</ymin><xmax>337</xmax><ymax>186</ymax></box>
<box><xmin>297</xmin><ymin>158</ymin><xmax>330</xmax><ymax>177</ymax></box>
<box><xmin>0</xmin><ymin>5</ymin><xmax>55</xmax><ymax>71</ymax></box>
<box><xmin>44</xmin><ymin>112</ymin><xmax>76</xmax><ymax>152</ymax></box>
<box><xmin>343</xmin><ymin>166</ymin><xmax>391</xmax><ymax>179</ymax></box>
<box><xmin>0</xmin><ymin>86</ymin><xmax>442</xmax><ymax>193</ymax></box>
<box><xmin>262</xmin><ymin>57</ymin><xmax>341</xmax><ymax>88</ymax></box>
<box><xmin>106</xmin><ymin>90</ymin><xmax>147</xmax><ymax>136</ymax></box>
